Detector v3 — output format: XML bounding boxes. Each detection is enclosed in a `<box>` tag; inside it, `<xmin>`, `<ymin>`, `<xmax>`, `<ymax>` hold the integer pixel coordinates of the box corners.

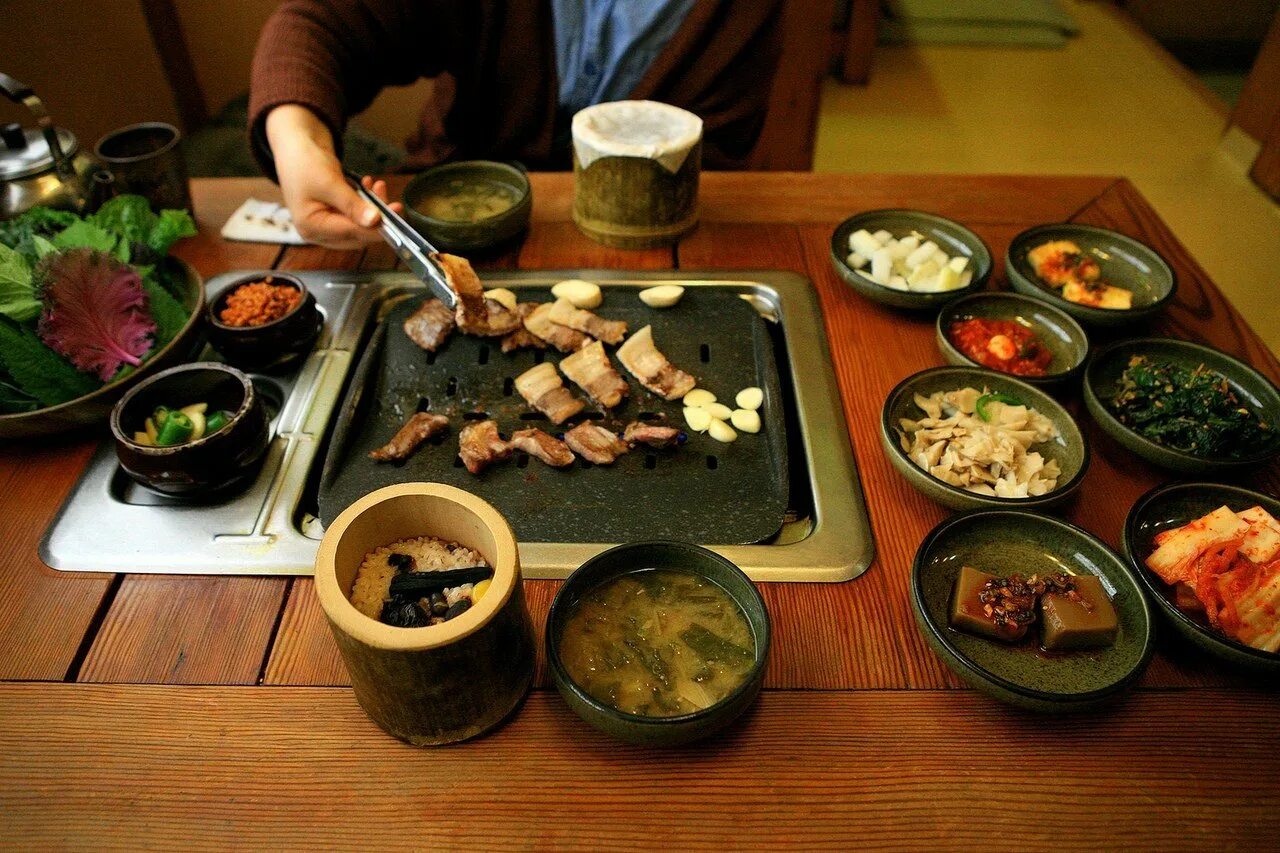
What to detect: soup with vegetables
<box><xmin>416</xmin><ymin>179</ymin><xmax>520</xmax><ymax>223</ymax></box>
<box><xmin>558</xmin><ymin>570</ymin><xmax>755</xmax><ymax>717</ymax></box>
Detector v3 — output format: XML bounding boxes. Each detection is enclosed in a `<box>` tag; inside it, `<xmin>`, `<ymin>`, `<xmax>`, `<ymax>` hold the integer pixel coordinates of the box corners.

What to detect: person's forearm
<box><xmin>266</xmin><ymin>104</ymin><xmax>336</xmax><ymax>162</ymax></box>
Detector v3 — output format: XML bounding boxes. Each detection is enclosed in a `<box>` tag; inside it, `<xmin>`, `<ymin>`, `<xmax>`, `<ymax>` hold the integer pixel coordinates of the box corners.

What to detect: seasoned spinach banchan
<box><xmin>558</xmin><ymin>570</ymin><xmax>755</xmax><ymax>717</ymax></box>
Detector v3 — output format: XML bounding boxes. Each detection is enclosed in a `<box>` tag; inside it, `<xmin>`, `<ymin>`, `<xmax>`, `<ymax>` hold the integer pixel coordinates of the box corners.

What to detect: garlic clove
<box><xmin>708</xmin><ymin>418</ymin><xmax>738</xmax><ymax>443</ymax></box>
<box><xmin>703</xmin><ymin>402</ymin><xmax>733</xmax><ymax>421</ymax></box>
<box><xmin>484</xmin><ymin>287</ymin><xmax>518</xmax><ymax>310</ymax></box>
<box><xmin>735</xmin><ymin>387</ymin><xmax>763</xmax><ymax>411</ymax></box>
<box><xmin>684</xmin><ymin>407</ymin><xmax>712</xmax><ymax>433</ymax></box>
<box><xmin>551</xmin><ymin>279</ymin><xmax>602</xmax><ymax>309</ymax></box>
<box><xmin>731</xmin><ymin>409</ymin><xmax>761</xmax><ymax>433</ymax></box>
<box><xmin>638</xmin><ymin>284</ymin><xmax>684</xmax><ymax>308</ymax></box>
<box><xmin>683</xmin><ymin>388</ymin><xmax>716</xmax><ymax>408</ymax></box>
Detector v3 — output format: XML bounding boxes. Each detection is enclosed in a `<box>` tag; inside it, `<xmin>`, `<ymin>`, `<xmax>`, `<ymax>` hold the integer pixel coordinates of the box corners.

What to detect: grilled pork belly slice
<box><xmin>369</xmin><ymin>412</ymin><xmax>449</xmax><ymax>462</ymax></box>
<box><xmin>524</xmin><ymin>303</ymin><xmax>592</xmax><ymax>352</ymax></box>
<box><xmin>500</xmin><ymin>303</ymin><xmax>549</xmax><ymax>353</ymax></box>
<box><xmin>547</xmin><ymin>297</ymin><xmax>627</xmax><ymax>345</ymax></box>
<box><xmin>559</xmin><ymin>341</ymin><xmax>629</xmax><ymax>409</ymax></box>
<box><xmin>403</xmin><ymin>298</ymin><xmax>456</xmax><ymax>352</ymax></box>
<box><xmin>514</xmin><ymin>362</ymin><xmax>585</xmax><ymax>424</ymax></box>
<box><xmin>458</xmin><ymin>419</ymin><xmax>512</xmax><ymax>474</ymax></box>
<box><xmin>623</xmin><ymin>421</ymin><xmax>681</xmax><ymax>449</ymax></box>
<box><xmin>564</xmin><ymin>422</ymin><xmax>630</xmax><ymax>465</ymax></box>
<box><xmin>508</xmin><ymin>428</ymin><xmax>575</xmax><ymax>467</ymax></box>
<box><xmin>616</xmin><ymin>325</ymin><xmax>696</xmax><ymax>401</ymax></box>
<box><xmin>433</xmin><ymin>252</ymin><xmax>522</xmax><ymax>336</ymax></box>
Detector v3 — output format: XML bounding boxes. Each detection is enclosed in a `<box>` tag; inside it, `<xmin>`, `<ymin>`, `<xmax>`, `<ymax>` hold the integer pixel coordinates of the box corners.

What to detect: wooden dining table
<box><xmin>2</xmin><ymin>173</ymin><xmax>1278</xmax><ymax>848</ymax></box>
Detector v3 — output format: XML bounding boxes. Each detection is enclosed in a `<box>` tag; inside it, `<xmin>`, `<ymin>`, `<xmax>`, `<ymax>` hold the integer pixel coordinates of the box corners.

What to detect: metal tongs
<box><xmin>345</xmin><ymin>170</ymin><xmax>457</xmax><ymax>309</ymax></box>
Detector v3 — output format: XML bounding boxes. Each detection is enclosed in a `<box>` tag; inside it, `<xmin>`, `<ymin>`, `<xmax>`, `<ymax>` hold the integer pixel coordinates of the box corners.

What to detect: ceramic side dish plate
<box><xmin>829</xmin><ymin>209</ymin><xmax>991</xmax><ymax>311</ymax></box>
<box><xmin>1006</xmin><ymin>223</ymin><xmax>1175</xmax><ymax>328</ymax></box>
<box><xmin>1122</xmin><ymin>481</ymin><xmax>1280</xmax><ymax>674</ymax></box>
<box><xmin>913</xmin><ymin>510</ymin><xmax>1155</xmax><ymax>712</ymax></box>
<box><xmin>1083</xmin><ymin>337</ymin><xmax>1280</xmax><ymax>476</ymax></box>
<box><xmin>880</xmin><ymin>366</ymin><xmax>1088</xmax><ymax>511</ymax></box>
<box><xmin>935</xmin><ymin>291</ymin><xmax>1089</xmax><ymax>387</ymax></box>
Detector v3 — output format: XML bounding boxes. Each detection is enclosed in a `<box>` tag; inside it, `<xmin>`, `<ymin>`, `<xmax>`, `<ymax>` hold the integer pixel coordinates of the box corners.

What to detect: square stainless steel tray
<box><xmin>41</xmin><ymin>270</ymin><xmax>874</xmax><ymax>582</ymax></box>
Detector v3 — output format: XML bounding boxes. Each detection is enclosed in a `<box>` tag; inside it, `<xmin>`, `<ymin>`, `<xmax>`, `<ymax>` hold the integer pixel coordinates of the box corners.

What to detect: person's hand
<box><xmin>265</xmin><ymin>104</ymin><xmax>403</xmax><ymax>249</ymax></box>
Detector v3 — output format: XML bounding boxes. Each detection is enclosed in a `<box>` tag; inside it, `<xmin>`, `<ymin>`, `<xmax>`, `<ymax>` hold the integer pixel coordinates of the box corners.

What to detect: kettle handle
<box><xmin>0</xmin><ymin>70</ymin><xmax>78</xmax><ymax>185</ymax></box>
<box><xmin>0</xmin><ymin>72</ymin><xmax>35</xmax><ymax>105</ymax></box>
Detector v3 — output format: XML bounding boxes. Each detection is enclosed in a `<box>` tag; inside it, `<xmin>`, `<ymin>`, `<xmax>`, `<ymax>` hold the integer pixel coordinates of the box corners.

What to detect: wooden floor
<box><xmin>815</xmin><ymin>0</ymin><xmax>1280</xmax><ymax>356</ymax></box>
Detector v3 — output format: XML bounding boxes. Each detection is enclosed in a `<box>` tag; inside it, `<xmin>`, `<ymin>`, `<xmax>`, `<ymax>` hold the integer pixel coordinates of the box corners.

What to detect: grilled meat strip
<box><xmin>616</xmin><ymin>325</ymin><xmax>697</xmax><ymax>401</ymax></box>
<box><xmin>500</xmin><ymin>303</ymin><xmax>549</xmax><ymax>353</ymax></box>
<box><xmin>524</xmin><ymin>303</ymin><xmax>592</xmax><ymax>352</ymax></box>
<box><xmin>564</xmin><ymin>422</ymin><xmax>630</xmax><ymax>465</ymax></box>
<box><xmin>433</xmin><ymin>252</ymin><xmax>522</xmax><ymax>336</ymax></box>
<box><xmin>514</xmin><ymin>362</ymin><xmax>585</xmax><ymax>424</ymax></box>
<box><xmin>559</xmin><ymin>340</ymin><xmax>629</xmax><ymax>409</ymax></box>
<box><xmin>547</xmin><ymin>297</ymin><xmax>627</xmax><ymax>345</ymax></box>
<box><xmin>458</xmin><ymin>419</ymin><xmax>512</xmax><ymax>474</ymax></box>
<box><xmin>508</xmin><ymin>428</ymin><xmax>575</xmax><ymax>467</ymax></box>
<box><xmin>403</xmin><ymin>298</ymin><xmax>456</xmax><ymax>352</ymax></box>
<box><xmin>623</xmin><ymin>421</ymin><xmax>681</xmax><ymax>449</ymax></box>
<box><xmin>369</xmin><ymin>412</ymin><xmax>449</xmax><ymax>462</ymax></box>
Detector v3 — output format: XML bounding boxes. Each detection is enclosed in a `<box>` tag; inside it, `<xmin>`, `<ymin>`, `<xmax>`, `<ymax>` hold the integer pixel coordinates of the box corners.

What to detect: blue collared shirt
<box><xmin>551</xmin><ymin>0</ymin><xmax>697</xmax><ymax>118</ymax></box>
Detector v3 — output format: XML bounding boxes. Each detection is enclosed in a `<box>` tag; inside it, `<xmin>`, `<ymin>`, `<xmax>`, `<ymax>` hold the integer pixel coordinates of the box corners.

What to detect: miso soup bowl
<box><xmin>315</xmin><ymin>483</ymin><xmax>535</xmax><ymax>746</ymax></box>
<box><xmin>546</xmin><ymin>541</ymin><xmax>771</xmax><ymax>747</ymax></box>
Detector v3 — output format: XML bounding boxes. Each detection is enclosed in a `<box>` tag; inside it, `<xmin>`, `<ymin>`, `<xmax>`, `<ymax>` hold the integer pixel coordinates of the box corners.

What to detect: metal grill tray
<box><xmin>41</xmin><ymin>270</ymin><xmax>874</xmax><ymax>582</ymax></box>
<box><xmin>319</xmin><ymin>288</ymin><xmax>789</xmax><ymax>544</ymax></box>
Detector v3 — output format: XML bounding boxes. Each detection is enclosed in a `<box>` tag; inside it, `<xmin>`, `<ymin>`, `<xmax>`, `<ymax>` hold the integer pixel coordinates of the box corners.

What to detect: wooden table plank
<box><xmin>3</xmin><ymin>683</ymin><xmax>1278</xmax><ymax>850</ymax></box>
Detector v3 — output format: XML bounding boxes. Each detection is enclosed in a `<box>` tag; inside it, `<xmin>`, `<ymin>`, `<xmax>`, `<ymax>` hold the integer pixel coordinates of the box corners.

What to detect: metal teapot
<box><xmin>1</xmin><ymin>72</ymin><xmax>96</xmax><ymax>219</ymax></box>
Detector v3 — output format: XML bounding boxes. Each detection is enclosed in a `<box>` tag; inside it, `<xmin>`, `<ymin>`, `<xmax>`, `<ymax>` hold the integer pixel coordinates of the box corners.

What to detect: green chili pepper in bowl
<box><xmin>155</xmin><ymin>411</ymin><xmax>195</xmax><ymax>446</ymax></box>
<box><xmin>976</xmin><ymin>392</ymin><xmax>1024</xmax><ymax>422</ymax></box>
<box><xmin>205</xmin><ymin>410</ymin><xmax>233</xmax><ymax>434</ymax></box>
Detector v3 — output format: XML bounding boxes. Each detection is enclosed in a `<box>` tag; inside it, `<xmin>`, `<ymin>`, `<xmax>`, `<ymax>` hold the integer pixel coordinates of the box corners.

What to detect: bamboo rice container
<box><xmin>572</xmin><ymin>100</ymin><xmax>702</xmax><ymax>249</ymax></box>
<box><xmin>314</xmin><ymin>483</ymin><xmax>534</xmax><ymax>745</ymax></box>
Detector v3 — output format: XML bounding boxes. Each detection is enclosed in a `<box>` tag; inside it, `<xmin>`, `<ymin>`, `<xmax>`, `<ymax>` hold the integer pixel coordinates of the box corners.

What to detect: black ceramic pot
<box><xmin>206</xmin><ymin>273</ymin><xmax>320</xmax><ymax>372</ymax></box>
<box><xmin>110</xmin><ymin>362</ymin><xmax>270</xmax><ymax>498</ymax></box>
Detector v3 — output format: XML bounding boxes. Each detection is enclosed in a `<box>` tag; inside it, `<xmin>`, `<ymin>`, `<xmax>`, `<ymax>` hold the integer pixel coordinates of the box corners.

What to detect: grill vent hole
<box><xmin>452</xmin><ymin>456</ymin><xmax>464</xmax><ymax>468</ymax></box>
<box><xmin>519</xmin><ymin>411</ymin><xmax>547</xmax><ymax>421</ymax></box>
<box><xmin>445</xmin><ymin>377</ymin><xmax>458</xmax><ymax>396</ymax></box>
<box><xmin>416</xmin><ymin>397</ymin><xmax>432</xmax><ymax>412</ymax></box>
<box><xmin>705</xmin><ymin>455</ymin><xmax>718</xmax><ymax>470</ymax></box>
<box><xmin>534</xmin><ymin>350</ymin><xmax>546</xmax><ymax>364</ymax></box>
<box><xmin>425</xmin><ymin>352</ymin><xmax>437</xmax><ymax>366</ymax></box>
<box><xmin>462</xmin><ymin>411</ymin><xmax>489</xmax><ymax>421</ymax></box>
<box><xmin>644</xmin><ymin>454</ymin><xmax>657</xmax><ymax>469</ymax></box>
<box><xmin>638</xmin><ymin>412</ymin><xmax>662</xmax><ymax>422</ymax></box>
<box><xmin>478</xmin><ymin>345</ymin><xmax>490</xmax><ymax>366</ymax></box>
<box><xmin>699</xmin><ymin>343</ymin><xmax>711</xmax><ymax>363</ymax></box>
<box><xmin>516</xmin><ymin>454</ymin><xmax>529</xmax><ymax>469</ymax></box>
<box><xmin>503</xmin><ymin>377</ymin><xmax>514</xmax><ymax>397</ymax></box>
<box><xmin>583</xmin><ymin>411</ymin><xmax>604</xmax><ymax>421</ymax></box>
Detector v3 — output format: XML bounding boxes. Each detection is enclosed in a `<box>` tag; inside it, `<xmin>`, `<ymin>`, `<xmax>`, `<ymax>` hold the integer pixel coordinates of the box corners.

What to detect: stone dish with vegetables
<box><xmin>0</xmin><ymin>196</ymin><xmax>202</xmax><ymax>438</ymax></box>
<box><xmin>829</xmin><ymin>209</ymin><xmax>991</xmax><ymax>310</ymax></box>
<box><xmin>880</xmin><ymin>366</ymin><xmax>1088</xmax><ymax>511</ymax></box>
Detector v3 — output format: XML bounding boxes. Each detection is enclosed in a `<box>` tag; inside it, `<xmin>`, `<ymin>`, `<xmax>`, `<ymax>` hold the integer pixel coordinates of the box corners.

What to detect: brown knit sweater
<box><xmin>249</xmin><ymin>0</ymin><xmax>783</xmax><ymax>176</ymax></box>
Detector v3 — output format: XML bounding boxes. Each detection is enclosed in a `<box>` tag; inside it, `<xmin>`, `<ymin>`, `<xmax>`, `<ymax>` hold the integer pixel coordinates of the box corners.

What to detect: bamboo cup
<box><xmin>315</xmin><ymin>483</ymin><xmax>534</xmax><ymax>745</ymax></box>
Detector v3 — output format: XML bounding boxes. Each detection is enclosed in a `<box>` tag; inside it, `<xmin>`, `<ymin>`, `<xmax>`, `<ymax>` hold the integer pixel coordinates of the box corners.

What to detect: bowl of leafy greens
<box><xmin>1083</xmin><ymin>337</ymin><xmax>1280</xmax><ymax>475</ymax></box>
<box><xmin>0</xmin><ymin>196</ymin><xmax>202</xmax><ymax>439</ymax></box>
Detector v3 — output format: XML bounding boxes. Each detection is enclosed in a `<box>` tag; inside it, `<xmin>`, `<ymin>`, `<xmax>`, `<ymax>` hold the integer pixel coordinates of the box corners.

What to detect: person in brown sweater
<box><xmin>250</xmin><ymin>0</ymin><xmax>783</xmax><ymax>247</ymax></box>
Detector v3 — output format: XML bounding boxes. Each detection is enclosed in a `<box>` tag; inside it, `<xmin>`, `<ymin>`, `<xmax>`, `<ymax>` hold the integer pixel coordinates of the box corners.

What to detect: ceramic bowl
<box><xmin>1122</xmin><ymin>481</ymin><xmax>1280</xmax><ymax>674</ymax></box>
<box><xmin>829</xmin><ymin>209</ymin><xmax>992</xmax><ymax>311</ymax></box>
<box><xmin>403</xmin><ymin>160</ymin><xmax>532</xmax><ymax>254</ymax></box>
<box><xmin>206</xmin><ymin>272</ymin><xmax>321</xmax><ymax>373</ymax></box>
<box><xmin>0</xmin><ymin>258</ymin><xmax>204</xmax><ymax>439</ymax></box>
<box><xmin>1006</xmin><ymin>223</ymin><xmax>1176</xmax><ymax>328</ymax></box>
<box><xmin>315</xmin><ymin>483</ymin><xmax>535</xmax><ymax>745</ymax></box>
<box><xmin>912</xmin><ymin>510</ymin><xmax>1155</xmax><ymax>712</ymax></box>
<box><xmin>936</xmin><ymin>292</ymin><xmax>1089</xmax><ymax>388</ymax></box>
<box><xmin>546</xmin><ymin>541</ymin><xmax>770</xmax><ymax>746</ymax></box>
<box><xmin>1083</xmin><ymin>337</ymin><xmax>1280</xmax><ymax>476</ymax></box>
<box><xmin>880</xmin><ymin>366</ymin><xmax>1089</xmax><ymax>511</ymax></box>
<box><xmin>110</xmin><ymin>362</ymin><xmax>269</xmax><ymax>498</ymax></box>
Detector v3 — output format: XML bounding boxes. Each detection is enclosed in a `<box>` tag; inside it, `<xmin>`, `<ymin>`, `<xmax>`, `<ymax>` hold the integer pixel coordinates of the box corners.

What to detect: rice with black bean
<box><xmin>350</xmin><ymin>536</ymin><xmax>485</xmax><ymax>620</ymax></box>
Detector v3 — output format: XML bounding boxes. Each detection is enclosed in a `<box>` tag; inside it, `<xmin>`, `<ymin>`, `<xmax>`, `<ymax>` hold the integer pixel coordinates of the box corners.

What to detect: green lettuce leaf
<box><xmin>147</xmin><ymin>209</ymin><xmax>197</xmax><ymax>256</ymax></box>
<box><xmin>0</xmin><ymin>207</ymin><xmax>78</xmax><ymax>250</ymax></box>
<box><xmin>89</xmin><ymin>195</ymin><xmax>154</xmax><ymax>246</ymax></box>
<box><xmin>53</xmin><ymin>220</ymin><xmax>120</xmax><ymax>255</ymax></box>
<box><xmin>0</xmin><ymin>244</ymin><xmax>41</xmax><ymax>324</ymax></box>
<box><xmin>0</xmin><ymin>318</ymin><xmax>99</xmax><ymax>406</ymax></box>
<box><xmin>142</xmin><ymin>276</ymin><xmax>188</xmax><ymax>347</ymax></box>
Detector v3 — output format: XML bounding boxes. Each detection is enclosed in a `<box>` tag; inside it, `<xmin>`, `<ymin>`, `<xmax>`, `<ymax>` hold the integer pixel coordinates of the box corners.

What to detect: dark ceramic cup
<box><xmin>110</xmin><ymin>362</ymin><xmax>270</xmax><ymax>498</ymax></box>
<box><xmin>546</xmin><ymin>541</ymin><xmax>770</xmax><ymax>746</ymax></box>
<box><xmin>402</xmin><ymin>160</ymin><xmax>532</xmax><ymax>253</ymax></box>
<box><xmin>206</xmin><ymin>273</ymin><xmax>321</xmax><ymax>373</ymax></box>
<box><xmin>94</xmin><ymin>122</ymin><xmax>192</xmax><ymax>213</ymax></box>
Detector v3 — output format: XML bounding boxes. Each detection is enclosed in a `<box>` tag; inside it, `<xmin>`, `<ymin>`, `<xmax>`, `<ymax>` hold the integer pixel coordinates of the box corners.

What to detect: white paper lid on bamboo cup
<box><xmin>572</xmin><ymin>100</ymin><xmax>703</xmax><ymax>174</ymax></box>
